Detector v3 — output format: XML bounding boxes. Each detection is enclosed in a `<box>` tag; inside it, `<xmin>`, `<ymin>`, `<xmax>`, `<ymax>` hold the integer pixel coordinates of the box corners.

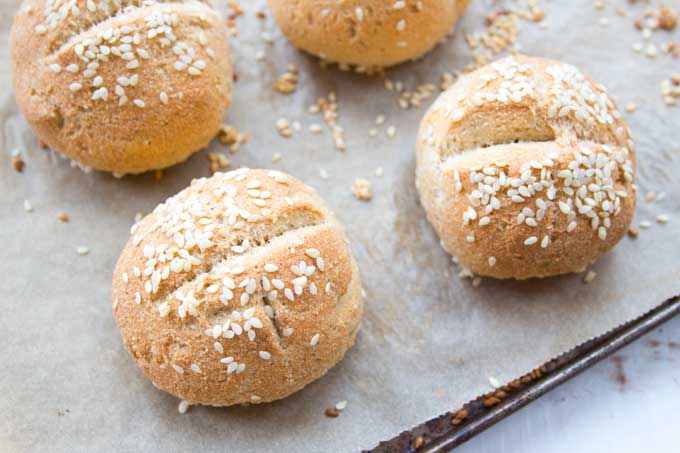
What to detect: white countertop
<box><xmin>457</xmin><ymin>314</ymin><xmax>680</xmax><ymax>452</ymax></box>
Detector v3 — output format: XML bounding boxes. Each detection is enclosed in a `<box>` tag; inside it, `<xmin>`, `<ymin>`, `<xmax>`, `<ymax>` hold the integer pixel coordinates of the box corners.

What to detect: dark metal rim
<box><xmin>368</xmin><ymin>294</ymin><xmax>680</xmax><ymax>453</ymax></box>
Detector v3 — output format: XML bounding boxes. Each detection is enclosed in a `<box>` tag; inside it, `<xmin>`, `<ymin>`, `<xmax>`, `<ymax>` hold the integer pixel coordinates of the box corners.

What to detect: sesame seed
<box><xmin>657</xmin><ymin>214</ymin><xmax>669</xmax><ymax>224</ymax></box>
<box><xmin>598</xmin><ymin>227</ymin><xmax>607</xmax><ymax>240</ymax></box>
<box><xmin>133</xmin><ymin>99</ymin><xmax>145</xmax><ymax>108</ymax></box>
<box><xmin>77</xmin><ymin>246</ymin><xmax>90</xmax><ymax>255</ymax></box>
<box><xmin>178</xmin><ymin>400</ymin><xmax>191</xmax><ymax>414</ymax></box>
<box><xmin>539</xmin><ymin>236</ymin><xmax>550</xmax><ymax>248</ymax></box>
<box><xmin>583</xmin><ymin>270</ymin><xmax>597</xmax><ymax>284</ymax></box>
<box><xmin>259</xmin><ymin>351</ymin><xmax>271</xmax><ymax>360</ymax></box>
<box><xmin>524</xmin><ymin>236</ymin><xmax>538</xmax><ymax>246</ymax></box>
<box><xmin>310</xmin><ymin>333</ymin><xmax>320</xmax><ymax>346</ymax></box>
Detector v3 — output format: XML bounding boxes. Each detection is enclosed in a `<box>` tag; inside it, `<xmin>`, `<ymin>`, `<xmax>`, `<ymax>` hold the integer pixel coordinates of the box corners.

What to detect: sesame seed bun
<box><xmin>112</xmin><ymin>169</ymin><xmax>363</xmax><ymax>406</ymax></box>
<box><xmin>416</xmin><ymin>55</ymin><xmax>637</xmax><ymax>279</ymax></box>
<box><xmin>268</xmin><ymin>0</ymin><xmax>471</xmax><ymax>69</ymax></box>
<box><xmin>10</xmin><ymin>0</ymin><xmax>233</xmax><ymax>174</ymax></box>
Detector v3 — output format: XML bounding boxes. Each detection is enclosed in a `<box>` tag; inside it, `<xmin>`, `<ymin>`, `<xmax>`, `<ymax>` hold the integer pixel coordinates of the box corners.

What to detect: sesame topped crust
<box><xmin>112</xmin><ymin>169</ymin><xmax>363</xmax><ymax>405</ymax></box>
<box><xmin>268</xmin><ymin>0</ymin><xmax>471</xmax><ymax>69</ymax></box>
<box><xmin>416</xmin><ymin>55</ymin><xmax>637</xmax><ymax>279</ymax></box>
<box><xmin>11</xmin><ymin>0</ymin><xmax>233</xmax><ymax>174</ymax></box>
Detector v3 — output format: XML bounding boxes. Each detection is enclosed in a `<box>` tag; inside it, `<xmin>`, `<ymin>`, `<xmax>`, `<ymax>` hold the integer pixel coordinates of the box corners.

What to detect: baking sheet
<box><xmin>1</xmin><ymin>1</ymin><xmax>679</xmax><ymax>452</ymax></box>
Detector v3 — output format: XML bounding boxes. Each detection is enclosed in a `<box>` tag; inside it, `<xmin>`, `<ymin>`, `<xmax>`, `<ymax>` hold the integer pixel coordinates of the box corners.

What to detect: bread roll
<box><xmin>10</xmin><ymin>0</ymin><xmax>232</xmax><ymax>174</ymax></box>
<box><xmin>268</xmin><ymin>0</ymin><xmax>471</xmax><ymax>69</ymax></box>
<box><xmin>112</xmin><ymin>168</ymin><xmax>363</xmax><ymax>406</ymax></box>
<box><xmin>416</xmin><ymin>55</ymin><xmax>636</xmax><ymax>279</ymax></box>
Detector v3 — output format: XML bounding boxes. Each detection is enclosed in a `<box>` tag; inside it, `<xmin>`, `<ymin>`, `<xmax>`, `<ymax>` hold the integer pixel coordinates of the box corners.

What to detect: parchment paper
<box><xmin>1</xmin><ymin>1</ymin><xmax>679</xmax><ymax>452</ymax></box>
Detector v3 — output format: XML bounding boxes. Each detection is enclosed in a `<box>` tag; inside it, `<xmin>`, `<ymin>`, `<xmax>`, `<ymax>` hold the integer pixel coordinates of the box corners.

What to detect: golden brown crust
<box><xmin>112</xmin><ymin>169</ymin><xmax>363</xmax><ymax>405</ymax></box>
<box><xmin>268</xmin><ymin>0</ymin><xmax>471</xmax><ymax>69</ymax></box>
<box><xmin>10</xmin><ymin>0</ymin><xmax>233</xmax><ymax>174</ymax></box>
<box><xmin>416</xmin><ymin>55</ymin><xmax>637</xmax><ymax>279</ymax></box>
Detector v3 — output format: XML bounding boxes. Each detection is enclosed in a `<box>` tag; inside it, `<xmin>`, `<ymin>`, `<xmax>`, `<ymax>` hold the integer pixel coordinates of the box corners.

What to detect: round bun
<box><xmin>112</xmin><ymin>168</ymin><xmax>363</xmax><ymax>406</ymax></box>
<box><xmin>416</xmin><ymin>55</ymin><xmax>637</xmax><ymax>280</ymax></box>
<box><xmin>268</xmin><ymin>0</ymin><xmax>471</xmax><ymax>69</ymax></box>
<box><xmin>10</xmin><ymin>0</ymin><xmax>232</xmax><ymax>174</ymax></box>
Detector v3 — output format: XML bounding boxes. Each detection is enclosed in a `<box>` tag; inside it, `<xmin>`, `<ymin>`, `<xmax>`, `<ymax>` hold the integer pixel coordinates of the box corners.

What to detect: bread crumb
<box><xmin>273</xmin><ymin>70</ymin><xmax>297</xmax><ymax>94</ymax></box>
<box><xmin>217</xmin><ymin>124</ymin><xmax>239</xmax><ymax>145</ymax></box>
<box><xmin>625</xmin><ymin>102</ymin><xmax>637</xmax><ymax>112</ymax></box>
<box><xmin>351</xmin><ymin>178</ymin><xmax>372</xmax><ymax>201</ymax></box>
<box><xmin>451</xmin><ymin>408</ymin><xmax>469</xmax><ymax>425</ymax></box>
<box><xmin>324</xmin><ymin>407</ymin><xmax>339</xmax><ymax>418</ymax></box>
<box><xmin>153</xmin><ymin>169</ymin><xmax>164</xmax><ymax>181</ymax></box>
<box><xmin>207</xmin><ymin>152</ymin><xmax>231</xmax><ymax>173</ymax></box>
<box><xmin>657</xmin><ymin>4</ymin><xmax>677</xmax><ymax>31</ymax></box>
<box><xmin>627</xmin><ymin>227</ymin><xmax>639</xmax><ymax>239</ymax></box>
<box><xmin>57</xmin><ymin>212</ymin><xmax>70</xmax><ymax>223</ymax></box>
<box><xmin>12</xmin><ymin>156</ymin><xmax>25</xmax><ymax>172</ymax></box>
<box><xmin>313</xmin><ymin>92</ymin><xmax>345</xmax><ymax>151</ymax></box>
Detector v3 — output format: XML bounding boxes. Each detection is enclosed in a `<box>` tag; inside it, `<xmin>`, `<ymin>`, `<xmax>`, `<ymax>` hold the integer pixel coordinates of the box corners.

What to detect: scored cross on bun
<box><xmin>10</xmin><ymin>0</ymin><xmax>233</xmax><ymax>174</ymax></box>
<box><xmin>112</xmin><ymin>169</ymin><xmax>363</xmax><ymax>406</ymax></box>
<box><xmin>416</xmin><ymin>55</ymin><xmax>637</xmax><ymax>279</ymax></box>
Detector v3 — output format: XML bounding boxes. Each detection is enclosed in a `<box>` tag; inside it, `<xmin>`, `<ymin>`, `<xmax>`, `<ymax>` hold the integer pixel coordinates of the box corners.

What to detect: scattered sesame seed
<box><xmin>488</xmin><ymin>376</ymin><xmax>501</xmax><ymax>388</ymax></box>
<box><xmin>178</xmin><ymin>400</ymin><xmax>191</xmax><ymax>414</ymax></box>
<box><xmin>583</xmin><ymin>270</ymin><xmax>597</xmax><ymax>284</ymax></box>
<box><xmin>77</xmin><ymin>246</ymin><xmax>90</xmax><ymax>255</ymax></box>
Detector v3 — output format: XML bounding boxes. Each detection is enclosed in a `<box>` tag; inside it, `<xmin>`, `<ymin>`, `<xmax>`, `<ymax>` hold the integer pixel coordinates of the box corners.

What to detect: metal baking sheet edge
<box><xmin>368</xmin><ymin>293</ymin><xmax>680</xmax><ymax>453</ymax></box>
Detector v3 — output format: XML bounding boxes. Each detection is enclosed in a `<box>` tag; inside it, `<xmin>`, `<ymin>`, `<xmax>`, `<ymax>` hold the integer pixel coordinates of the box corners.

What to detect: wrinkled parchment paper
<box><xmin>1</xmin><ymin>1</ymin><xmax>679</xmax><ymax>451</ymax></box>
